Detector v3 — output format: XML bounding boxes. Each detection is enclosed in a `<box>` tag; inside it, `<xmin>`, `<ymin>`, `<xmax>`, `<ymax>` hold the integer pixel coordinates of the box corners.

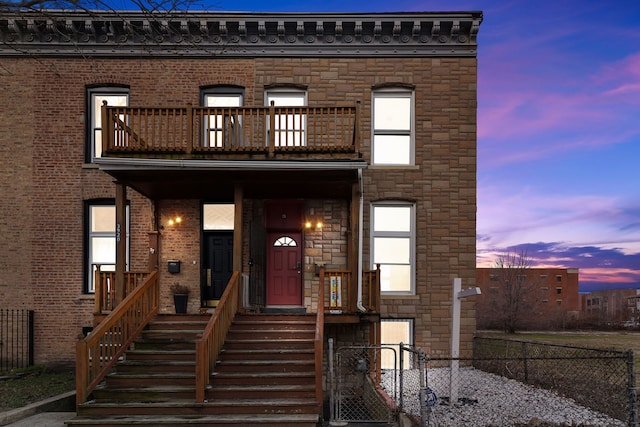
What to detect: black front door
<box><xmin>202</xmin><ymin>231</ymin><xmax>234</xmax><ymax>307</ymax></box>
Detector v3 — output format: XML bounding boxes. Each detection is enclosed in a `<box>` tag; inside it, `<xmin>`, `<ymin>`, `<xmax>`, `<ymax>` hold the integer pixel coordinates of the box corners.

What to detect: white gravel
<box><xmin>381</xmin><ymin>367</ymin><xmax>627</xmax><ymax>427</ymax></box>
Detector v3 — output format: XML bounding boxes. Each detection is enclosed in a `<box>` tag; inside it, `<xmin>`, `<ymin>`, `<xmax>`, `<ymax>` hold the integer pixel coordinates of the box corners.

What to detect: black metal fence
<box><xmin>380</xmin><ymin>338</ymin><xmax>638</xmax><ymax>427</ymax></box>
<box><xmin>0</xmin><ymin>309</ymin><xmax>34</xmax><ymax>372</ymax></box>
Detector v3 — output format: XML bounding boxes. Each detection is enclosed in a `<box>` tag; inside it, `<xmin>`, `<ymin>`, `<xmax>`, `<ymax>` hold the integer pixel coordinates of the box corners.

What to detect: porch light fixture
<box><xmin>167</xmin><ymin>216</ymin><xmax>182</xmax><ymax>226</ymax></box>
<box><xmin>305</xmin><ymin>220</ymin><xmax>323</xmax><ymax>230</ymax></box>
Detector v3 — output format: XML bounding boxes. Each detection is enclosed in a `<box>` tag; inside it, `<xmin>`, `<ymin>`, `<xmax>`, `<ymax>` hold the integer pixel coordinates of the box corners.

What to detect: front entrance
<box><xmin>266</xmin><ymin>232</ymin><xmax>302</xmax><ymax>306</ymax></box>
<box><xmin>202</xmin><ymin>231</ymin><xmax>234</xmax><ymax>307</ymax></box>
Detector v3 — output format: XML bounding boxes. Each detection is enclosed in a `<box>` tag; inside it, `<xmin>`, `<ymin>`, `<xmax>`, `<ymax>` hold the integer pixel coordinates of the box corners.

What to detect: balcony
<box><xmin>101</xmin><ymin>102</ymin><xmax>361</xmax><ymax>161</ymax></box>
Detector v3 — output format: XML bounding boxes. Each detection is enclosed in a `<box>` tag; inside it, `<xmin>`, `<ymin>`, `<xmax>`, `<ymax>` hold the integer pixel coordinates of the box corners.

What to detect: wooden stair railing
<box><xmin>195</xmin><ymin>271</ymin><xmax>241</xmax><ymax>403</ymax></box>
<box><xmin>76</xmin><ymin>270</ymin><xmax>159</xmax><ymax>405</ymax></box>
<box><xmin>321</xmin><ymin>266</ymin><xmax>381</xmax><ymax>314</ymax></box>
<box><xmin>93</xmin><ymin>267</ymin><xmax>149</xmax><ymax>314</ymax></box>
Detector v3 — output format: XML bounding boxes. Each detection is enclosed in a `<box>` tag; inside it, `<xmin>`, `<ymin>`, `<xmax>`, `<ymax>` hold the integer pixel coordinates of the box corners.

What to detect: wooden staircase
<box><xmin>68</xmin><ymin>313</ymin><xmax>320</xmax><ymax>426</ymax></box>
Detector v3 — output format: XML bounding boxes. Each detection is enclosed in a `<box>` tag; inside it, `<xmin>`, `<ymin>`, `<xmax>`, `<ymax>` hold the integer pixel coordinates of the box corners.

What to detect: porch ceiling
<box><xmin>96</xmin><ymin>158</ymin><xmax>366</xmax><ymax>200</ymax></box>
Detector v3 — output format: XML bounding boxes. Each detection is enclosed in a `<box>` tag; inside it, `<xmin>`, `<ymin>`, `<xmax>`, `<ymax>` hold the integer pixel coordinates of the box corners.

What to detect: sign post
<box><xmin>450</xmin><ymin>278</ymin><xmax>481</xmax><ymax>405</ymax></box>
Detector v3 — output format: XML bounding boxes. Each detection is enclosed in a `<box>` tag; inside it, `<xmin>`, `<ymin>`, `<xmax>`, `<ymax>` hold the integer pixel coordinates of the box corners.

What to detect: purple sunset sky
<box><xmin>112</xmin><ymin>0</ymin><xmax>640</xmax><ymax>292</ymax></box>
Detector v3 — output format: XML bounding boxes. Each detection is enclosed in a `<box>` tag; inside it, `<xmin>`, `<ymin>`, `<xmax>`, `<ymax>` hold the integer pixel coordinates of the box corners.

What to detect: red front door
<box><xmin>266</xmin><ymin>232</ymin><xmax>302</xmax><ymax>306</ymax></box>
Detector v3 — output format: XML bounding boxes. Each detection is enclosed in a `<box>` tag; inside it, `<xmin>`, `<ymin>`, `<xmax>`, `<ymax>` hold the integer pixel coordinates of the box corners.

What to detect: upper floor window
<box><xmin>265</xmin><ymin>88</ymin><xmax>307</xmax><ymax>147</ymax></box>
<box><xmin>372</xmin><ymin>88</ymin><xmax>414</xmax><ymax>165</ymax></box>
<box><xmin>202</xmin><ymin>87</ymin><xmax>244</xmax><ymax>148</ymax></box>
<box><xmin>87</xmin><ymin>87</ymin><xmax>129</xmax><ymax>162</ymax></box>
<box><xmin>371</xmin><ymin>202</ymin><xmax>415</xmax><ymax>294</ymax></box>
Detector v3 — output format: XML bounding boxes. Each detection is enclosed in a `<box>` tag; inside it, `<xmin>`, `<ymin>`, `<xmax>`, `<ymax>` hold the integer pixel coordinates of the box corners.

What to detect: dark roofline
<box><xmin>0</xmin><ymin>10</ymin><xmax>483</xmax><ymax>58</ymax></box>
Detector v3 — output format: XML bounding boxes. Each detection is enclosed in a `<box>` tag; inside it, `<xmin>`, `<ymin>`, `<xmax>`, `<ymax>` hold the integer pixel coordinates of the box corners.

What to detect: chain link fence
<box><xmin>379</xmin><ymin>338</ymin><xmax>637</xmax><ymax>427</ymax></box>
<box><xmin>328</xmin><ymin>339</ymin><xmax>398</xmax><ymax>424</ymax></box>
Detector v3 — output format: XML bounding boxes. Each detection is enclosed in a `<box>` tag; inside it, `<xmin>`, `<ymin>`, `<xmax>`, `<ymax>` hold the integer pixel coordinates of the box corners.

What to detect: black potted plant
<box><xmin>170</xmin><ymin>282</ymin><xmax>190</xmax><ymax>314</ymax></box>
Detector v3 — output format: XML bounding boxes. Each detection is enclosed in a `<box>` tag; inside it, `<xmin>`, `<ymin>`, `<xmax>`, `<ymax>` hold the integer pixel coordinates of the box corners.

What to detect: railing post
<box><xmin>186</xmin><ymin>104</ymin><xmax>193</xmax><ymax>154</ymax></box>
<box><xmin>399</xmin><ymin>342</ymin><xmax>404</xmax><ymax>412</ymax></box>
<box><xmin>76</xmin><ymin>340</ymin><xmax>88</xmax><ymax>405</ymax></box>
<box><xmin>94</xmin><ymin>265</ymin><xmax>102</xmax><ymax>315</ymax></box>
<box><xmin>101</xmin><ymin>101</ymin><xmax>111</xmax><ymax>154</ymax></box>
<box><xmin>418</xmin><ymin>348</ymin><xmax>428</xmax><ymax>427</ymax></box>
<box><xmin>521</xmin><ymin>341</ymin><xmax>529</xmax><ymax>383</ymax></box>
<box><xmin>354</xmin><ymin>100</ymin><xmax>361</xmax><ymax>154</ymax></box>
<box><xmin>628</xmin><ymin>350</ymin><xmax>638</xmax><ymax>427</ymax></box>
<box><xmin>268</xmin><ymin>101</ymin><xmax>276</xmax><ymax>158</ymax></box>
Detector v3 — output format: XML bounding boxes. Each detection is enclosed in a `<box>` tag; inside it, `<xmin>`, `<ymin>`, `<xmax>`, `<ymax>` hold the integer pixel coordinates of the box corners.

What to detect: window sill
<box><xmin>368</xmin><ymin>165</ymin><xmax>419</xmax><ymax>170</ymax></box>
<box><xmin>381</xmin><ymin>294</ymin><xmax>419</xmax><ymax>299</ymax></box>
<box><xmin>82</xmin><ymin>163</ymin><xmax>99</xmax><ymax>169</ymax></box>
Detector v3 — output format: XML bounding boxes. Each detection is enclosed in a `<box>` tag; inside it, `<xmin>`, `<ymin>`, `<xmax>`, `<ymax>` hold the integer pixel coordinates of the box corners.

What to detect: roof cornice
<box><xmin>0</xmin><ymin>10</ymin><xmax>482</xmax><ymax>58</ymax></box>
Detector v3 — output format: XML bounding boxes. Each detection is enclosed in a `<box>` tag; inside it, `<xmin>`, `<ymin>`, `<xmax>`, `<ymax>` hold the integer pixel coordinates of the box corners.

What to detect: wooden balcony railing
<box><xmin>102</xmin><ymin>102</ymin><xmax>360</xmax><ymax>158</ymax></box>
<box><xmin>321</xmin><ymin>265</ymin><xmax>381</xmax><ymax>314</ymax></box>
<box><xmin>94</xmin><ymin>267</ymin><xmax>149</xmax><ymax>314</ymax></box>
<box><xmin>195</xmin><ymin>271</ymin><xmax>241</xmax><ymax>403</ymax></box>
<box><xmin>76</xmin><ymin>270</ymin><xmax>159</xmax><ymax>405</ymax></box>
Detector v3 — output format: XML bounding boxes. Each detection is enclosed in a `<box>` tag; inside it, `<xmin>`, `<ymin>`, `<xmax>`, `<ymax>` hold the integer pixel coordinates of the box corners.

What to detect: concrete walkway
<box><xmin>0</xmin><ymin>391</ymin><xmax>74</xmax><ymax>427</ymax></box>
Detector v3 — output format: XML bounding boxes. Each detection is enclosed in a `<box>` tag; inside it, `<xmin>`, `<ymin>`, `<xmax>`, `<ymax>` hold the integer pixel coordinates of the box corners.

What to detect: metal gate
<box><xmin>329</xmin><ymin>339</ymin><xmax>398</xmax><ymax>424</ymax></box>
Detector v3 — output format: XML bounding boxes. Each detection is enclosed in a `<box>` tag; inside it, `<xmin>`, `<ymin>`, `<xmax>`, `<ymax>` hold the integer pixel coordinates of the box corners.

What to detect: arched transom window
<box><xmin>273</xmin><ymin>236</ymin><xmax>297</xmax><ymax>247</ymax></box>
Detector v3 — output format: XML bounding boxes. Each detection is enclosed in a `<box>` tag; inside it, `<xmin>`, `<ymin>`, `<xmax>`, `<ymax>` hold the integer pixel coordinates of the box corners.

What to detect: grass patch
<box><xmin>0</xmin><ymin>365</ymin><xmax>75</xmax><ymax>412</ymax></box>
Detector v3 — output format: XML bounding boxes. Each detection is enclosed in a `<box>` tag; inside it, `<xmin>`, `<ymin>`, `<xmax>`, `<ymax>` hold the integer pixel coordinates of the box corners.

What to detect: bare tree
<box><xmin>480</xmin><ymin>250</ymin><xmax>539</xmax><ymax>333</ymax></box>
<box><xmin>1</xmin><ymin>0</ymin><xmax>196</xmax><ymax>13</ymax></box>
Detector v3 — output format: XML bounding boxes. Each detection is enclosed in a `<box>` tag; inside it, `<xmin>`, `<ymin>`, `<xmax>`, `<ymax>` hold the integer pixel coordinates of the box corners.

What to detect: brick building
<box><xmin>0</xmin><ymin>9</ymin><xmax>482</xmax><ymax>422</ymax></box>
<box><xmin>477</xmin><ymin>268</ymin><xmax>581</xmax><ymax>330</ymax></box>
<box><xmin>583</xmin><ymin>288</ymin><xmax>640</xmax><ymax>325</ymax></box>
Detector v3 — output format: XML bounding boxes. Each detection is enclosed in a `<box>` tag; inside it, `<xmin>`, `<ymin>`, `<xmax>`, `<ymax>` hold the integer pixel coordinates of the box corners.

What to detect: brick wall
<box><xmin>1</xmin><ymin>54</ymin><xmax>476</xmax><ymax>363</ymax></box>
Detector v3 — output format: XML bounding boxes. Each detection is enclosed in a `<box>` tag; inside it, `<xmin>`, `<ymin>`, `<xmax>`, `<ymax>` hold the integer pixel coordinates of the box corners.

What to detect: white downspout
<box><xmin>357</xmin><ymin>168</ymin><xmax>367</xmax><ymax>312</ymax></box>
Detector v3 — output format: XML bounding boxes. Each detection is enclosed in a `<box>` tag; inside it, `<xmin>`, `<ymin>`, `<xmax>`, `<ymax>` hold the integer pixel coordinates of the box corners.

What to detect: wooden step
<box><xmin>211</xmin><ymin>371</ymin><xmax>315</xmax><ymax>386</ymax></box>
<box><xmin>206</xmin><ymin>384</ymin><xmax>316</xmax><ymax>400</ymax></box>
<box><xmin>115</xmin><ymin>359</ymin><xmax>195</xmax><ymax>374</ymax></box>
<box><xmin>66</xmin><ymin>413</ymin><xmax>318</xmax><ymax>426</ymax></box>
<box><xmin>223</xmin><ymin>338</ymin><xmax>314</xmax><ymax>350</ymax></box>
<box><xmin>132</xmin><ymin>338</ymin><xmax>197</xmax><ymax>351</ymax></box>
<box><xmin>105</xmin><ymin>371</ymin><xmax>195</xmax><ymax>387</ymax></box>
<box><xmin>215</xmin><ymin>358</ymin><xmax>313</xmax><ymax>373</ymax></box>
<box><xmin>78</xmin><ymin>398</ymin><xmax>318</xmax><ymax>416</ymax></box>
<box><xmin>91</xmin><ymin>385</ymin><xmax>195</xmax><ymax>401</ymax></box>
<box><xmin>125</xmin><ymin>348</ymin><xmax>195</xmax><ymax>361</ymax></box>
<box><xmin>219</xmin><ymin>348</ymin><xmax>314</xmax><ymax>361</ymax></box>
<box><xmin>225</xmin><ymin>329</ymin><xmax>315</xmax><ymax>340</ymax></box>
<box><xmin>231</xmin><ymin>319</ymin><xmax>315</xmax><ymax>330</ymax></box>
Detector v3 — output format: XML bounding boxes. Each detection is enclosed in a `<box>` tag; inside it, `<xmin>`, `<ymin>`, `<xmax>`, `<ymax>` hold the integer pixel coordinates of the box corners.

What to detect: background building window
<box><xmin>372</xmin><ymin>89</ymin><xmax>414</xmax><ymax>165</ymax></box>
<box><xmin>85</xmin><ymin>201</ymin><xmax>129</xmax><ymax>293</ymax></box>
<box><xmin>87</xmin><ymin>87</ymin><xmax>129</xmax><ymax>162</ymax></box>
<box><xmin>265</xmin><ymin>89</ymin><xmax>307</xmax><ymax>146</ymax></box>
<box><xmin>371</xmin><ymin>203</ymin><xmax>415</xmax><ymax>294</ymax></box>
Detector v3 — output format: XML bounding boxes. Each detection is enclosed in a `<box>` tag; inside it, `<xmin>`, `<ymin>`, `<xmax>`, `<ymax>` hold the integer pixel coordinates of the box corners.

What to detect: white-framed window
<box><xmin>372</xmin><ymin>89</ymin><xmax>414</xmax><ymax>165</ymax></box>
<box><xmin>202</xmin><ymin>87</ymin><xmax>244</xmax><ymax>148</ymax></box>
<box><xmin>381</xmin><ymin>318</ymin><xmax>414</xmax><ymax>369</ymax></box>
<box><xmin>87</xmin><ymin>87</ymin><xmax>129</xmax><ymax>162</ymax></box>
<box><xmin>265</xmin><ymin>89</ymin><xmax>307</xmax><ymax>147</ymax></box>
<box><xmin>86</xmin><ymin>201</ymin><xmax>129</xmax><ymax>293</ymax></box>
<box><xmin>371</xmin><ymin>202</ymin><xmax>415</xmax><ymax>294</ymax></box>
